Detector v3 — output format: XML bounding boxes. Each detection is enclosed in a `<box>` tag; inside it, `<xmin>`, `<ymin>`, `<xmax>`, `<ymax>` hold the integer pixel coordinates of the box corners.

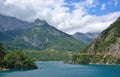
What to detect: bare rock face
<box><xmin>23</xmin><ymin>36</ymin><xmax>42</xmax><ymax>47</ymax></box>
<box><xmin>108</xmin><ymin>38</ymin><xmax>120</xmax><ymax>56</ymax></box>
<box><xmin>85</xmin><ymin>16</ymin><xmax>120</xmax><ymax>64</ymax></box>
<box><xmin>87</xmin><ymin>16</ymin><xmax>120</xmax><ymax>53</ymax></box>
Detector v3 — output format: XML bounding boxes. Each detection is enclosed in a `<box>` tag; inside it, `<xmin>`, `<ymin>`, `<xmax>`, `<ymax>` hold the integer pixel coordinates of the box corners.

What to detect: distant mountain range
<box><xmin>0</xmin><ymin>14</ymin><xmax>87</xmax><ymax>52</ymax></box>
<box><xmin>0</xmin><ymin>14</ymin><xmax>40</xmax><ymax>31</ymax></box>
<box><xmin>0</xmin><ymin>14</ymin><xmax>41</xmax><ymax>41</ymax></box>
<box><xmin>73</xmin><ymin>32</ymin><xmax>99</xmax><ymax>43</ymax></box>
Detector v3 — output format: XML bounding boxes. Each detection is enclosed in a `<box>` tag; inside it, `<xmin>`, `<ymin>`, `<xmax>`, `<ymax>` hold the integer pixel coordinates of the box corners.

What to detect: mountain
<box><xmin>73</xmin><ymin>32</ymin><xmax>99</xmax><ymax>43</ymax></box>
<box><xmin>0</xmin><ymin>29</ymin><xmax>24</xmax><ymax>41</ymax></box>
<box><xmin>0</xmin><ymin>14</ymin><xmax>87</xmax><ymax>52</ymax></box>
<box><xmin>71</xmin><ymin>16</ymin><xmax>120</xmax><ymax>64</ymax></box>
<box><xmin>0</xmin><ymin>14</ymin><xmax>40</xmax><ymax>31</ymax></box>
<box><xmin>73</xmin><ymin>32</ymin><xmax>92</xmax><ymax>43</ymax></box>
<box><xmin>0</xmin><ymin>14</ymin><xmax>41</xmax><ymax>41</ymax></box>
<box><xmin>5</xmin><ymin>21</ymin><xmax>87</xmax><ymax>52</ymax></box>
<box><xmin>87</xmin><ymin>17</ymin><xmax>120</xmax><ymax>54</ymax></box>
<box><xmin>85</xmin><ymin>32</ymin><xmax>99</xmax><ymax>39</ymax></box>
<box><xmin>0</xmin><ymin>14</ymin><xmax>30</xmax><ymax>31</ymax></box>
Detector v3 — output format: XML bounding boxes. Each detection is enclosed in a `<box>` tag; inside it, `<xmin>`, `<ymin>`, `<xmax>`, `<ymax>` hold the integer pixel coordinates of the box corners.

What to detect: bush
<box><xmin>2</xmin><ymin>51</ymin><xmax>37</xmax><ymax>70</ymax></box>
<box><xmin>77</xmin><ymin>55</ymin><xmax>91</xmax><ymax>64</ymax></box>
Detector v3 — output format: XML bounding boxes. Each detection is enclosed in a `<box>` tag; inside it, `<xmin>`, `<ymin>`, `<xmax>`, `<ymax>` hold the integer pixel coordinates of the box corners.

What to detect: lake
<box><xmin>0</xmin><ymin>61</ymin><xmax>120</xmax><ymax>77</ymax></box>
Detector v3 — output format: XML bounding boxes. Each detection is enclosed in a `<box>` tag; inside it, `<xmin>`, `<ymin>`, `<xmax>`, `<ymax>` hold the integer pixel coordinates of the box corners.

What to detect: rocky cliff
<box><xmin>71</xmin><ymin>16</ymin><xmax>120</xmax><ymax>65</ymax></box>
<box><xmin>87</xmin><ymin>16</ymin><xmax>120</xmax><ymax>56</ymax></box>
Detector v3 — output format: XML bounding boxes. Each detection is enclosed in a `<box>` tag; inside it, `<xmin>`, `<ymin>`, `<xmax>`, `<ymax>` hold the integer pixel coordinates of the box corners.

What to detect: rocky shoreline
<box><xmin>0</xmin><ymin>67</ymin><xmax>9</xmax><ymax>71</ymax></box>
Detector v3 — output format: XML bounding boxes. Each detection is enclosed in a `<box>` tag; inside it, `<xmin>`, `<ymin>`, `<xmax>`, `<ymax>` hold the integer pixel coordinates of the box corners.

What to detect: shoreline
<box><xmin>0</xmin><ymin>68</ymin><xmax>9</xmax><ymax>71</ymax></box>
<box><xmin>64</xmin><ymin>61</ymin><xmax>120</xmax><ymax>66</ymax></box>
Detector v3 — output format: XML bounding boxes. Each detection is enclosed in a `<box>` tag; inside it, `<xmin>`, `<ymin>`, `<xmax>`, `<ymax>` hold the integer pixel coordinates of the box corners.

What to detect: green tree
<box><xmin>0</xmin><ymin>42</ymin><xmax>7</xmax><ymax>64</ymax></box>
<box><xmin>2</xmin><ymin>51</ymin><xmax>37</xmax><ymax>70</ymax></box>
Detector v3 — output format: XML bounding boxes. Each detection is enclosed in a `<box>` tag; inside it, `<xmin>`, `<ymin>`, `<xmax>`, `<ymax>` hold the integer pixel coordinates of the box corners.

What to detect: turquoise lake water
<box><xmin>0</xmin><ymin>61</ymin><xmax>120</xmax><ymax>77</ymax></box>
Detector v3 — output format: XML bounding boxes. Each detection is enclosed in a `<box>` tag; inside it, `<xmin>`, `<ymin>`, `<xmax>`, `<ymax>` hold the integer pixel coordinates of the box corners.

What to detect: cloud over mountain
<box><xmin>0</xmin><ymin>0</ymin><xmax>120</xmax><ymax>34</ymax></box>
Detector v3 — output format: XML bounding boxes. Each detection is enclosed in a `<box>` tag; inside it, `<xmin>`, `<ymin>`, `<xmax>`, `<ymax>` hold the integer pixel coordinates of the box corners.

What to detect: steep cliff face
<box><xmin>87</xmin><ymin>16</ymin><xmax>120</xmax><ymax>56</ymax></box>
<box><xmin>84</xmin><ymin>16</ymin><xmax>120</xmax><ymax>64</ymax></box>
<box><xmin>71</xmin><ymin>17</ymin><xmax>120</xmax><ymax>65</ymax></box>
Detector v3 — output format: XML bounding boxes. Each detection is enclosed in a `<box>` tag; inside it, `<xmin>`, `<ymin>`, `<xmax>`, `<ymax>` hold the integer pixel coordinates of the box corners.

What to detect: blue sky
<box><xmin>88</xmin><ymin>0</ymin><xmax>120</xmax><ymax>15</ymax></box>
<box><xmin>65</xmin><ymin>0</ymin><xmax>120</xmax><ymax>15</ymax></box>
<box><xmin>0</xmin><ymin>0</ymin><xmax>120</xmax><ymax>34</ymax></box>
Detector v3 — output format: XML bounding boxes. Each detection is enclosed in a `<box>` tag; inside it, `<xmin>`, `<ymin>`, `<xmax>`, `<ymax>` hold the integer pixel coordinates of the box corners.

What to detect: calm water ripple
<box><xmin>0</xmin><ymin>61</ymin><xmax>120</xmax><ymax>77</ymax></box>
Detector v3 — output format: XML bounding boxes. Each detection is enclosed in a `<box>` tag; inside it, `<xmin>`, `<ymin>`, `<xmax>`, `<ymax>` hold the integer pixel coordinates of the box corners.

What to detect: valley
<box><xmin>0</xmin><ymin>14</ymin><xmax>88</xmax><ymax>61</ymax></box>
<box><xmin>0</xmin><ymin>14</ymin><xmax>120</xmax><ymax>64</ymax></box>
<box><xmin>0</xmin><ymin>0</ymin><xmax>120</xmax><ymax>77</ymax></box>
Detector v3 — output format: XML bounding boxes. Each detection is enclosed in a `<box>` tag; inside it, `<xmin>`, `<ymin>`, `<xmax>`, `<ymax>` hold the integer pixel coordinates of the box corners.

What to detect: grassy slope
<box><xmin>23</xmin><ymin>50</ymin><xmax>74</xmax><ymax>61</ymax></box>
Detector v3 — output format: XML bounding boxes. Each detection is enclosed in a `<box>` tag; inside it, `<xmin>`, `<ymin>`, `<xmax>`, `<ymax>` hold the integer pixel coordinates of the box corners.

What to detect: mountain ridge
<box><xmin>7</xmin><ymin>21</ymin><xmax>86</xmax><ymax>52</ymax></box>
<box><xmin>0</xmin><ymin>14</ymin><xmax>42</xmax><ymax>32</ymax></box>
<box><xmin>0</xmin><ymin>14</ymin><xmax>87</xmax><ymax>52</ymax></box>
<box><xmin>73</xmin><ymin>32</ymin><xmax>99</xmax><ymax>43</ymax></box>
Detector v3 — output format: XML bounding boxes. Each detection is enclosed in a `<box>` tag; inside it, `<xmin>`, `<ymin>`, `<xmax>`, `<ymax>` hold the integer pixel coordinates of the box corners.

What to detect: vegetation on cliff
<box><xmin>70</xmin><ymin>16</ymin><xmax>120</xmax><ymax>65</ymax></box>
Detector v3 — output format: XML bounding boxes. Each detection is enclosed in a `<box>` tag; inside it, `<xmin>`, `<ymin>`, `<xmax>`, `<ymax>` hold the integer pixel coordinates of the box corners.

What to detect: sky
<box><xmin>0</xmin><ymin>0</ymin><xmax>120</xmax><ymax>34</ymax></box>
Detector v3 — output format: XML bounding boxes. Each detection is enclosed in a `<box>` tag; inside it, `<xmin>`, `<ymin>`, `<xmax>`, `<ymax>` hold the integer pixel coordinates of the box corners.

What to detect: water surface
<box><xmin>0</xmin><ymin>61</ymin><xmax>120</xmax><ymax>77</ymax></box>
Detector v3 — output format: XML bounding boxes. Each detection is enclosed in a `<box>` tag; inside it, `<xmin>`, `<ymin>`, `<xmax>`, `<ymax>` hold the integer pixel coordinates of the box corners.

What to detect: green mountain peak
<box><xmin>3</xmin><ymin>20</ymin><xmax>87</xmax><ymax>52</ymax></box>
<box><xmin>37</xmin><ymin>20</ymin><xmax>48</xmax><ymax>26</ymax></box>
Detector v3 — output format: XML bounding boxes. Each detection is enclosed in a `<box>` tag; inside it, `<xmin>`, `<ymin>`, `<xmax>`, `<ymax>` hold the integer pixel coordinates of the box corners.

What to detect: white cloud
<box><xmin>78</xmin><ymin>12</ymin><xmax>120</xmax><ymax>33</ymax></box>
<box><xmin>0</xmin><ymin>0</ymin><xmax>120</xmax><ymax>34</ymax></box>
<box><xmin>85</xmin><ymin>0</ymin><xmax>97</xmax><ymax>7</ymax></box>
<box><xmin>64</xmin><ymin>12</ymin><xmax>120</xmax><ymax>34</ymax></box>
<box><xmin>101</xmin><ymin>3</ymin><xmax>106</xmax><ymax>10</ymax></box>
